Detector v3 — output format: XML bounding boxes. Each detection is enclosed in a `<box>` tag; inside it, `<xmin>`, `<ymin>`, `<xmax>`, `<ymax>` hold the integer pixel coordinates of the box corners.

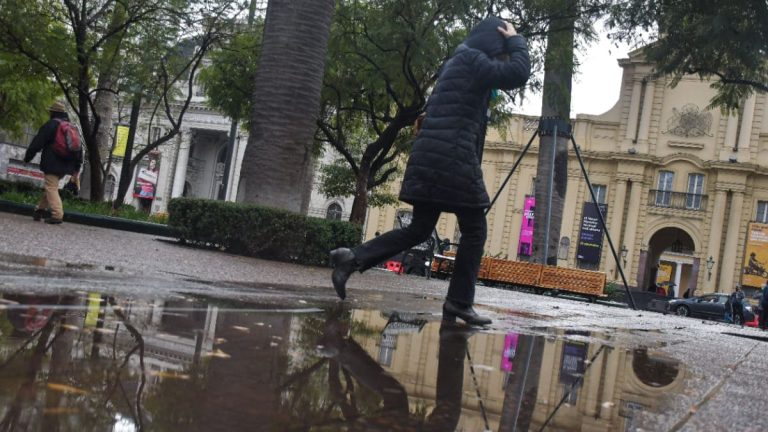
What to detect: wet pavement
<box><xmin>1</xmin><ymin>212</ymin><xmax>768</xmax><ymax>431</ymax></box>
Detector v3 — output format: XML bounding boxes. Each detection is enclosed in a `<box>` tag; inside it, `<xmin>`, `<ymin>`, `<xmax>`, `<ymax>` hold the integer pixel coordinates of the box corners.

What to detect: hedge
<box><xmin>168</xmin><ymin>198</ymin><xmax>362</xmax><ymax>267</ymax></box>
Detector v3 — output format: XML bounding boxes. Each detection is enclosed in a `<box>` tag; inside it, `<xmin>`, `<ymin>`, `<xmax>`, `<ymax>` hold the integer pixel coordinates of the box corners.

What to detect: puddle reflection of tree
<box><xmin>0</xmin><ymin>294</ymin><xmax>148</xmax><ymax>431</ymax></box>
<box><xmin>280</xmin><ymin>307</ymin><xmax>471</xmax><ymax>431</ymax></box>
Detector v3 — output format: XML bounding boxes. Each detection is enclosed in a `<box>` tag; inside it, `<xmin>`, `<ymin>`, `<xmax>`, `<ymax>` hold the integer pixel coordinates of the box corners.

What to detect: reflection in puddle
<box><xmin>0</xmin><ymin>293</ymin><xmax>686</xmax><ymax>431</ymax></box>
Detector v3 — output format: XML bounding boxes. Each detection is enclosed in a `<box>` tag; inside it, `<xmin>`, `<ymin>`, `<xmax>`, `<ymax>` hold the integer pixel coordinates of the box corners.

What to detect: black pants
<box><xmin>353</xmin><ymin>204</ymin><xmax>487</xmax><ymax>306</ymax></box>
<box><xmin>733</xmin><ymin>304</ymin><xmax>744</xmax><ymax>324</ymax></box>
<box><xmin>761</xmin><ymin>305</ymin><xmax>768</xmax><ymax>329</ymax></box>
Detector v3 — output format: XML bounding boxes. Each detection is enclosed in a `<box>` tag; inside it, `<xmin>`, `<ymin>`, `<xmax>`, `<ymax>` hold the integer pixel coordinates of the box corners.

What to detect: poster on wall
<box><xmin>133</xmin><ymin>152</ymin><xmax>161</xmax><ymax>200</ymax></box>
<box><xmin>518</xmin><ymin>196</ymin><xmax>535</xmax><ymax>257</ymax></box>
<box><xmin>6</xmin><ymin>159</ymin><xmax>44</xmax><ymax>185</ymax></box>
<box><xmin>656</xmin><ymin>262</ymin><xmax>674</xmax><ymax>286</ymax></box>
<box><xmin>576</xmin><ymin>202</ymin><xmax>608</xmax><ymax>264</ymax></box>
<box><xmin>741</xmin><ymin>222</ymin><xmax>768</xmax><ymax>288</ymax></box>
<box><xmin>112</xmin><ymin>125</ymin><xmax>130</xmax><ymax>157</ymax></box>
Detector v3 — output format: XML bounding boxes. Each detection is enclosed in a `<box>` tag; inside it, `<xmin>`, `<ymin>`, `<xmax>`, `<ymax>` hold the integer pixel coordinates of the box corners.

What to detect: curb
<box><xmin>0</xmin><ymin>199</ymin><xmax>177</xmax><ymax>237</ymax></box>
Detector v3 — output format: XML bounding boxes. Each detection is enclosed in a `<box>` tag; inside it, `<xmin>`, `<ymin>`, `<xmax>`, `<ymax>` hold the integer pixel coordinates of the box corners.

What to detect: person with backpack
<box><xmin>23</xmin><ymin>100</ymin><xmax>83</xmax><ymax>224</ymax></box>
<box><xmin>329</xmin><ymin>17</ymin><xmax>530</xmax><ymax>326</ymax></box>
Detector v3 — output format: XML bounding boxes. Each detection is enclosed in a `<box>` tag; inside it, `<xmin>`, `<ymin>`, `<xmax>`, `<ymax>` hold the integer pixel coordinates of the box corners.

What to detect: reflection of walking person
<box><xmin>319</xmin><ymin>311</ymin><xmax>472</xmax><ymax>430</ymax></box>
<box><xmin>330</xmin><ymin>17</ymin><xmax>531</xmax><ymax>326</ymax></box>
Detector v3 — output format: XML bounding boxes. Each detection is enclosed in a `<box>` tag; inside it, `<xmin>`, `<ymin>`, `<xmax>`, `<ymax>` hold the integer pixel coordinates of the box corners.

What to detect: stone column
<box><xmin>718</xmin><ymin>191</ymin><xmax>745</xmax><ymax>291</ymax></box>
<box><xmin>607</xmin><ymin>179</ymin><xmax>628</xmax><ymax>278</ymax></box>
<box><xmin>704</xmin><ymin>189</ymin><xmax>728</xmax><ymax>292</ymax></box>
<box><xmin>673</xmin><ymin>262</ymin><xmax>683</xmax><ymax>297</ymax></box>
<box><xmin>737</xmin><ymin>94</ymin><xmax>757</xmax><ymax>162</ymax></box>
<box><xmin>637</xmin><ymin>81</ymin><xmax>656</xmax><ymax>145</ymax></box>
<box><xmin>622</xmin><ymin>180</ymin><xmax>643</xmax><ymax>281</ymax></box>
<box><xmin>172</xmin><ymin>130</ymin><xmax>192</xmax><ymax>198</ymax></box>
<box><xmin>625</xmin><ymin>81</ymin><xmax>643</xmax><ymax>141</ymax></box>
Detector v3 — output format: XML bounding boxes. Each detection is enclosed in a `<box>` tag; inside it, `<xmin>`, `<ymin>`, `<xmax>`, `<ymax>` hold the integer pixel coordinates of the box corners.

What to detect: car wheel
<box><xmin>675</xmin><ymin>305</ymin><xmax>690</xmax><ymax>317</ymax></box>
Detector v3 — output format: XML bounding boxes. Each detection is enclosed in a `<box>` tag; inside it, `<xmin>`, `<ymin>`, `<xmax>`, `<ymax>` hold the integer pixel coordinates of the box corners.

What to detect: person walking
<box><xmin>731</xmin><ymin>285</ymin><xmax>745</xmax><ymax>326</ymax></box>
<box><xmin>24</xmin><ymin>100</ymin><xmax>83</xmax><ymax>224</ymax></box>
<box><xmin>329</xmin><ymin>17</ymin><xmax>531</xmax><ymax>326</ymax></box>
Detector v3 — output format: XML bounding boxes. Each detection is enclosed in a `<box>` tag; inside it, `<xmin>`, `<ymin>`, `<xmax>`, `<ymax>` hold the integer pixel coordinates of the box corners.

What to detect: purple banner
<box><xmin>518</xmin><ymin>196</ymin><xmax>535</xmax><ymax>257</ymax></box>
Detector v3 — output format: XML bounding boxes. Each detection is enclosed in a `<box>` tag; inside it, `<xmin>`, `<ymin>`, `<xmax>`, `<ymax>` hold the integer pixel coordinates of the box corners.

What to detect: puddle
<box><xmin>0</xmin><ymin>292</ymin><xmax>690</xmax><ymax>431</ymax></box>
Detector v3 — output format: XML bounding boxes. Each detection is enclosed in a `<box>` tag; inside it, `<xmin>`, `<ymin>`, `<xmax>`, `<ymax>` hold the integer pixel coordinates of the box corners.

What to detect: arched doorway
<box><xmin>639</xmin><ymin>228</ymin><xmax>698</xmax><ymax>297</ymax></box>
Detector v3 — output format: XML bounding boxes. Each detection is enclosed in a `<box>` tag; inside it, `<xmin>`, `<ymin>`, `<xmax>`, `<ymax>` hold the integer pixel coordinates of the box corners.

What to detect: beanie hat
<box><xmin>464</xmin><ymin>17</ymin><xmax>507</xmax><ymax>57</ymax></box>
<box><xmin>49</xmin><ymin>100</ymin><xmax>67</xmax><ymax>113</ymax></box>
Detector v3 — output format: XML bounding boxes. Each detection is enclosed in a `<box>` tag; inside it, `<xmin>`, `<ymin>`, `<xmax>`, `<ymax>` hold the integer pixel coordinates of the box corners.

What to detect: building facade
<box><xmin>363</xmin><ymin>49</ymin><xmax>768</xmax><ymax>296</ymax></box>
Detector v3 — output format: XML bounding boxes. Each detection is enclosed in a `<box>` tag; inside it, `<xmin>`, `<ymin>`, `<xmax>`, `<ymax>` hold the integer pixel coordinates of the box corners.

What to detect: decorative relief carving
<box><xmin>523</xmin><ymin>118</ymin><xmax>540</xmax><ymax>131</ymax></box>
<box><xmin>662</xmin><ymin>104</ymin><xmax>713</xmax><ymax>137</ymax></box>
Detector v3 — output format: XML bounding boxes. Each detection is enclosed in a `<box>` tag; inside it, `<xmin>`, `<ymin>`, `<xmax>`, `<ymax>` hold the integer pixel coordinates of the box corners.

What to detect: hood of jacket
<box><xmin>463</xmin><ymin>16</ymin><xmax>506</xmax><ymax>57</ymax></box>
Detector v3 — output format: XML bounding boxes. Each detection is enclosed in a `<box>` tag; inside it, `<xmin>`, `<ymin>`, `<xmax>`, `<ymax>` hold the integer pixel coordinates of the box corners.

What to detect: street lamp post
<box><xmin>706</xmin><ymin>256</ymin><xmax>715</xmax><ymax>281</ymax></box>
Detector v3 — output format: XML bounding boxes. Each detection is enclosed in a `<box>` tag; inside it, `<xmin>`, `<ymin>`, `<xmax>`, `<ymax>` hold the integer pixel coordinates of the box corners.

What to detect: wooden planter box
<box><xmin>487</xmin><ymin>259</ymin><xmax>542</xmax><ymax>286</ymax></box>
<box><xmin>538</xmin><ymin>266</ymin><xmax>606</xmax><ymax>296</ymax></box>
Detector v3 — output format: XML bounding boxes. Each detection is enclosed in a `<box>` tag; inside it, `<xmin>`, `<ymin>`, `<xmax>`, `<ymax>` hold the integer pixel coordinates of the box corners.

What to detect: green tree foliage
<box><xmin>198</xmin><ymin>23</ymin><xmax>264</xmax><ymax>125</ymax></box>
<box><xmin>317</xmin><ymin>0</ymin><xmax>520</xmax><ymax>223</ymax></box>
<box><xmin>607</xmin><ymin>0</ymin><xmax>768</xmax><ymax>112</ymax></box>
<box><xmin>0</xmin><ymin>53</ymin><xmax>59</xmax><ymax>137</ymax></box>
<box><xmin>0</xmin><ymin>0</ymin><xmax>241</xmax><ymax>202</ymax></box>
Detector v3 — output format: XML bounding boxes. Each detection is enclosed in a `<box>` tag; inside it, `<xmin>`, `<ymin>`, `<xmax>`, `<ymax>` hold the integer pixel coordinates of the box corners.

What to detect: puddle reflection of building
<box><xmin>527</xmin><ymin>331</ymin><xmax>686</xmax><ymax>432</ymax></box>
<box><xmin>350</xmin><ymin>311</ymin><xmax>687</xmax><ymax>432</ymax></box>
<box><xmin>99</xmin><ymin>298</ymin><xmax>219</xmax><ymax>380</ymax></box>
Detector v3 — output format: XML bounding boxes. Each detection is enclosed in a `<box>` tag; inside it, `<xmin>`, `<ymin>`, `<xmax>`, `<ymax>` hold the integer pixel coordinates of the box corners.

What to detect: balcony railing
<box><xmin>648</xmin><ymin>190</ymin><xmax>707</xmax><ymax>211</ymax></box>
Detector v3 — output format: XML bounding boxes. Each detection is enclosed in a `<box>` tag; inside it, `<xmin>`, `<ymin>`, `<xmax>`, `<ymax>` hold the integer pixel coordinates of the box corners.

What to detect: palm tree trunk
<box><xmin>533</xmin><ymin>0</ymin><xmax>575</xmax><ymax>265</ymax></box>
<box><xmin>241</xmin><ymin>0</ymin><xmax>336</xmax><ymax>213</ymax></box>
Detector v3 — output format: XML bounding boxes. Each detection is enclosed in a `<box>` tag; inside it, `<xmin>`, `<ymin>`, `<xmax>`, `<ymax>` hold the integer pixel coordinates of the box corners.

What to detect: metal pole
<box><xmin>570</xmin><ymin>136</ymin><xmax>637</xmax><ymax>310</ymax></box>
<box><xmin>486</xmin><ymin>129</ymin><xmax>540</xmax><ymax>215</ymax></box>
<box><xmin>542</xmin><ymin>123</ymin><xmax>558</xmax><ymax>264</ymax></box>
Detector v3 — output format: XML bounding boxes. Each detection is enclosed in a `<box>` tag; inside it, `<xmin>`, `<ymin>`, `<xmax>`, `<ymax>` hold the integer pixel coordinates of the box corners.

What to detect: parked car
<box><xmin>667</xmin><ymin>293</ymin><xmax>758</xmax><ymax>326</ymax></box>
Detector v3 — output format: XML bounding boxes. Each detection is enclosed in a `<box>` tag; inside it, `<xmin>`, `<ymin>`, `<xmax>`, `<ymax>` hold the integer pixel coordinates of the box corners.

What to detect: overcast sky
<box><xmin>514</xmin><ymin>32</ymin><xmax>634</xmax><ymax>118</ymax></box>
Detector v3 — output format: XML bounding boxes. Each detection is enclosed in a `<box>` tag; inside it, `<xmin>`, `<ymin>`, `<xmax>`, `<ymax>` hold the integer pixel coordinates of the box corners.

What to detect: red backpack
<box><xmin>52</xmin><ymin>118</ymin><xmax>81</xmax><ymax>159</ymax></box>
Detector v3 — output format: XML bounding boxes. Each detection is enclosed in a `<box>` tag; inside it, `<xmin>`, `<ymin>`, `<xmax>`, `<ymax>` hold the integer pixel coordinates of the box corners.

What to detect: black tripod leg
<box><xmin>570</xmin><ymin>136</ymin><xmax>637</xmax><ymax>310</ymax></box>
<box><xmin>486</xmin><ymin>130</ymin><xmax>539</xmax><ymax>215</ymax></box>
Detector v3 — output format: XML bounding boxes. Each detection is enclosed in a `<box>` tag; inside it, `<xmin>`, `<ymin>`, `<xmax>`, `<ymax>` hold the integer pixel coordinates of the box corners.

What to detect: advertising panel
<box><xmin>132</xmin><ymin>152</ymin><xmax>160</xmax><ymax>200</ymax></box>
<box><xmin>656</xmin><ymin>262</ymin><xmax>674</xmax><ymax>286</ymax></box>
<box><xmin>6</xmin><ymin>158</ymin><xmax>44</xmax><ymax>185</ymax></box>
<box><xmin>576</xmin><ymin>202</ymin><xmax>608</xmax><ymax>264</ymax></box>
<box><xmin>112</xmin><ymin>125</ymin><xmax>130</xmax><ymax>157</ymax></box>
<box><xmin>518</xmin><ymin>196</ymin><xmax>535</xmax><ymax>257</ymax></box>
<box><xmin>742</xmin><ymin>222</ymin><xmax>768</xmax><ymax>288</ymax></box>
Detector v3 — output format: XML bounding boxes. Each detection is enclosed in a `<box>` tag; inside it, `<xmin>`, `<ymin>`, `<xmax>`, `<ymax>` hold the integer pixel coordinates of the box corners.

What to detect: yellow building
<box><xmin>364</xmin><ymin>48</ymin><xmax>768</xmax><ymax>296</ymax></box>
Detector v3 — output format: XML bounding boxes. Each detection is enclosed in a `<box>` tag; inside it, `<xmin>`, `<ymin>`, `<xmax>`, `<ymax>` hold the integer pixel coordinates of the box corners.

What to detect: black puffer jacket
<box><xmin>399</xmin><ymin>17</ymin><xmax>530</xmax><ymax>209</ymax></box>
<box><xmin>24</xmin><ymin>112</ymin><xmax>83</xmax><ymax>177</ymax></box>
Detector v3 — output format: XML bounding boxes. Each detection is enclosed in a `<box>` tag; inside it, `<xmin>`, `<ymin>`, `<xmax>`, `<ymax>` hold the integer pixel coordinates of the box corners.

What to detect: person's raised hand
<box><xmin>497</xmin><ymin>21</ymin><xmax>517</xmax><ymax>38</ymax></box>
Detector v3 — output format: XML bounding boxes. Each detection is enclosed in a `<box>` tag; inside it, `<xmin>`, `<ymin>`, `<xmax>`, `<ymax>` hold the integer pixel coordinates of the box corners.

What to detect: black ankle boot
<box><xmin>32</xmin><ymin>208</ymin><xmax>47</xmax><ymax>221</ymax></box>
<box><xmin>330</xmin><ymin>248</ymin><xmax>358</xmax><ymax>300</ymax></box>
<box><xmin>442</xmin><ymin>300</ymin><xmax>491</xmax><ymax>326</ymax></box>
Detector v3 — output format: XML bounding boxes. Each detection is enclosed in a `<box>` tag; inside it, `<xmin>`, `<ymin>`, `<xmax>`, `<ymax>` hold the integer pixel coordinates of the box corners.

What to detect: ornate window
<box><xmin>592</xmin><ymin>184</ymin><xmax>607</xmax><ymax>204</ymax></box>
<box><xmin>326</xmin><ymin>203</ymin><xmax>342</xmax><ymax>220</ymax></box>
<box><xmin>756</xmin><ymin>201</ymin><xmax>768</xmax><ymax>223</ymax></box>
<box><xmin>656</xmin><ymin>171</ymin><xmax>674</xmax><ymax>206</ymax></box>
<box><xmin>686</xmin><ymin>174</ymin><xmax>705</xmax><ymax>209</ymax></box>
